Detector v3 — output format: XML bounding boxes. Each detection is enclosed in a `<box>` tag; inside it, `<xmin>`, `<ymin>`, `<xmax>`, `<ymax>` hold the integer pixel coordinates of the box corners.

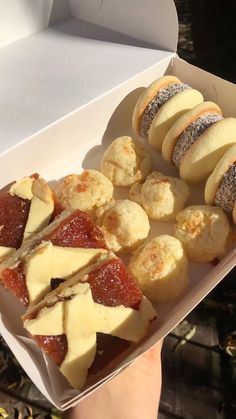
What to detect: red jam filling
<box><xmin>1</xmin><ymin>210</ymin><xmax>106</xmax><ymax>304</ymax></box>
<box><xmin>34</xmin><ymin>334</ymin><xmax>68</xmax><ymax>366</ymax></box>
<box><xmin>89</xmin><ymin>333</ymin><xmax>130</xmax><ymax>376</ymax></box>
<box><xmin>1</xmin><ymin>263</ymin><xmax>29</xmax><ymax>305</ymax></box>
<box><xmin>87</xmin><ymin>259</ymin><xmax>142</xmax><ymax>309</ymax></box>
<box><xmin>33</xmin><ymin>259</ymin><xmax>142</xmax><ymax>366</ymax></box>
<box><xmin>30</xmin><ymin>173</ymin><xmax>40</xmax><ymax>180</ymax></box>
<box><xmin>46</xmin><ymin>210</ymin><xmax>106</xmax><ymax>249</ymax></box>
<box><xmin>0</xmin><ymin>191</ymin><xmax>31</xmax><ymax>248</ymax></box>
<box><xmin>50</xmin><ymin>201</ymin><xmax>65</xmax><ymax>222</ymax></box>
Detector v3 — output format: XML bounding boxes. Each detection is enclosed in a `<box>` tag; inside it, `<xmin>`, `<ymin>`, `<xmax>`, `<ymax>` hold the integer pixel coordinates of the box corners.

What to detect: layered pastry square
<box><xmin>0</xmin><ymin>174</ymin><xmax>55</xmax><ymax>262</ymax></box>
<box><xmin>0</xmin><ymin>209</ymin><xmax>107</xmax><ymax>305</ymax></box>
<box><xmin>22</xmin><ymin>252</ymin><xmax>156</xmax><ymax>389</ymax></box>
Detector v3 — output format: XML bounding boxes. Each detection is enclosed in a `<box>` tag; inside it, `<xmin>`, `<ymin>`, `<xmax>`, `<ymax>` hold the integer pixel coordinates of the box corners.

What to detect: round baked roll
<box><xmin>205</xmin><ymin>144</ymin><xmax>236</xmax><ymax>223</ymax></box>
<box><xmin>129</xmin><ymin>171</ymin><xmax>190</xmax><ymax>220</ymax></box>
<box><xmin>132</xmin><ymin>75</ymin><xmax>203</xmax><ymax>150</ymax></box>
<box><xmin>128</xmin><ymin>235</ymin><xmax>189</xmax><ymax>303</ymax></box>
<box><xmin>174</xmin><ymin>205</ymin><xmax>231</xmax><ymax>262</ymax></box>
<box><xmin>162</xmin><ymin>101</ymin><xmax>236</xmax><ymax>183</ymax></box>
<box><xmin>57</xmin><ymin>170</ymin><xmax>114</xmax><ymax>213</ymax></box>
<box><xmin>101</xmin><ymin>136</ymin><xmax>152</xmax><ymax>186</ymax></box>
<box><xmin>96</xmin><ymin>200</ymin><xmax>150</xmax><ymax>253</ymax></box>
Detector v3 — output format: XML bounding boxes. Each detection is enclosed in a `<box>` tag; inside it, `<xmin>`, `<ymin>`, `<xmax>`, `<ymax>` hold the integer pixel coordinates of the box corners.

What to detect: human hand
<box><xmin>64</xmin><ymin>340</ymin><xmax>163</xmax><ymax>419</ymax></box>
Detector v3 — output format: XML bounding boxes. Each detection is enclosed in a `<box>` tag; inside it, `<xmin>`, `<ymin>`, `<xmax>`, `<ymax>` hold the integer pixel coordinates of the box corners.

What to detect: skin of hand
<box><xmin>64</xmin><ymin>340</ymin><xmax>163</xmax><ymax>419</ymax></box>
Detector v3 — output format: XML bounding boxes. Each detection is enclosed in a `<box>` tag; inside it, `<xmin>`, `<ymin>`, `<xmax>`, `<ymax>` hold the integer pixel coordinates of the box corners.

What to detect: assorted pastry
<box><xmin>23</xmin><ymin>252</ymin><xmax>156</xmax><ymax>389</ymax></box>
<box><xmin>129</xmin><ymin>235</ymin><xmax>189</xmax><ymax>303</ymax></box>
<box><xmin>0</xmin><ymin>174</ymin><xmax>55</xmax><ymax>262</ymax></box>
<box><xmin>57</xmin><ymin>169</ymin><xmax>114</xmax><ymax>214</ymax></box>
<box><xmin>0</xmin><ymin>74</ymin><xmax>236</xmax><ymax>392</ymax></box>
<box><xmin>101</xmin><ymin>136</ymin><xmax>152</xmax><ymax>186</ymax></box>
<box><xmin>162</xmin><ymin>101</ymin><xmax>236</xmax><ymax>183</ymax></box>
<box><xmin>96</xmin><ymin>199</ymin><xmax>150</xmax><ymax>252</ymax></box>
<box><xmin>132</xmin><ymin>75</ymin><xmax>203</xmax><ymax>149</ymax></box>
<box><xmin>205</xmin><ymin>144</ymin><xmax>236</xmax><ymax>222</ymax></box>
<box><xmin>174</xmin><ymin>205</ymin><xmax>231</xmax><ymax>263</ymax></box>
<box><xmin>0</xmin><ymin>209</ymin><xmax>107</xmax><ymax>305</ymax></box>
<box><xmin>129</xmin><ymin>171</ymin><xmax>190</xmax><ymax>220</ymax></box>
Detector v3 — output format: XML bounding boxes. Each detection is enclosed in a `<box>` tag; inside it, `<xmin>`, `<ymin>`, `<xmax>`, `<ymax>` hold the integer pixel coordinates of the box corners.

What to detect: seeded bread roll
<box><xmin>101</xmin><ymin>136</ymin><xmax>152</xmax><ymax>186</ymax></box>
<box><xmin>128</xmin><ymin>235</ymin><xmax>189</xmax><ymax>303</ymax></box>
<box><xmin>162</xmin><ymin>101</ymin><xmax>236</xmax><ymax>183</ymax></box>
<box><xmin>129</xmin><ymin>171</ymin><xmax>190</xmax><ymax>220</ymax></box>
<box><xmin>205</xmin><ymin>144</ymin><xmax>236</xmax><ymax>223</ymax></box>
<box><xmin>132</xmin><ymin>75</ymin><xmax>203</xmax><ymax>150</ymax></box>
<box><xmin>96</xmin><ymin>200</ymin><xmax>150</xmax><ymax>253</ymax></box>
<box><xmin>174</xmin><ymin>205</ymin><xmax>231</xmax><ymax>262</ymax></box>
<box><xmin>57</xmin><ymin>170</ymin><xmax>114</xmax><ymax>214</ymax></box>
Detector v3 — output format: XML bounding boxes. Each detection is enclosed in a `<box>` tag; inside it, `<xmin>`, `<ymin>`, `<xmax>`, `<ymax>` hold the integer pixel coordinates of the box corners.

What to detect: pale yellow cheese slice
<box><xmin>60</xmin><ymin>283</ymin><xmax>97</xmax><ymax>389</ymax></box>
<box><xmin>94</xmin><ymin>296</ymin><xmax>156</xmax><ymax>342</ymax></box>
<box><xmin>23</xmin><ymin>178</ymin><xmax>55</xmax><ymax>240</ymax></box>
<box><xmin>23</xmin><ymin>195</ymin><xmax>54</xmax><ymax>239</ymax></box>
<box><xmin>0</xmin><ymin>246</ymin><xmax>15</xmax><ymax>262</ymax></box>
<box><xmin>24</xmin><ymin>242</ymin><xmax>107</xmax><ymax>304</ymax></box>
<box><xmin>25</xmin><ymin>301</ymin><xmax>64</xmax><ymax>335</ymax></box>
<box><xmin>9</xmin><ymin>177</ymin><xmax>34</xmax><ymax>200</ymax></box>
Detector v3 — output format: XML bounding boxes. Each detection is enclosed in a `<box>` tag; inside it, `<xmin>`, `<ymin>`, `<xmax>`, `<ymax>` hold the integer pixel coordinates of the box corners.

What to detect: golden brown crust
<box><xmin>132</xmin><ymin>75</ymin><xmax>181</xmax><ymax>135</ymax></box>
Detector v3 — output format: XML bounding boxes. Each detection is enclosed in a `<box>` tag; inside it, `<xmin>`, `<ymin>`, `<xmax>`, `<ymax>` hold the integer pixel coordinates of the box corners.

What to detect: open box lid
<box><xmin>0</xmin><ymin>0</ymin><xmax>178</xmax><ymax>152</ymax></box>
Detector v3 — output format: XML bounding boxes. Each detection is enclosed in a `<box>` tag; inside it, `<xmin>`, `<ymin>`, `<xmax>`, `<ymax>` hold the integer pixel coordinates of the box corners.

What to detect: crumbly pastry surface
<box><xmin>101</xmin><ymin>136</ymin><xmax>152</xmax><ymax>186</ymax></box>
<box><xmin>96</xmin><ymin>199</ymin><xmax>150</xmax><ymax>252</ymax></box>
<box><xmin>57</xmin><ymin>170</ymin><xmax>114</xmax><ymax>213</ymax></box>
<box><xmin>174</xmin><ymin>205</ymin><xmax>231</xmax><ymax>262</ymax></box>
<box><xmin>128</xmin><ymin>235</ymin><xmax>189</xmax><ymax>303</ymax></box>
<box><xmin>129</xmin><ymin>171</ymin><xmax>190</xmax><ymax>220</ymax></box>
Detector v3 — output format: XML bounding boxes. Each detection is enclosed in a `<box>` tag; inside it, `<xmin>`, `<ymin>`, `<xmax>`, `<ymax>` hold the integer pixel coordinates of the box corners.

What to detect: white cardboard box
<box><xmin>0</xmin><ymin>0</ymin><xmax>235</xmax><ymax>410</ymax></box>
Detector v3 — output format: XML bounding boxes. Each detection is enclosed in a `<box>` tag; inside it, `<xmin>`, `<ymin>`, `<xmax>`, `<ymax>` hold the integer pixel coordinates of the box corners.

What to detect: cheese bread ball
<box><xmin>96</xmin><ymin>199</ymin><xmax>150</xmax><ymax>253</ymax></box>
<box><xmin>174</xmin><ymin>205</ymin><xmax>231</xmax><ymax>262</ymax></box>
<box><xmin>129</xmin><ymin>171</ymin><xmax>190</xmax><ymax>220</ymax></box>
<box><xmin>57</xmin><ymin>170</ymin><xmax>114</xmax><ymax>213</ymax></box>
<box><xmin>129</xmin><ymin>235</ymin><xmax>189</xmax><ymax>303</ymax></box>
<box><xmin>101</xmin><ymin>136</ymin><xmax>152</xmax><ymax>186</ymax></box>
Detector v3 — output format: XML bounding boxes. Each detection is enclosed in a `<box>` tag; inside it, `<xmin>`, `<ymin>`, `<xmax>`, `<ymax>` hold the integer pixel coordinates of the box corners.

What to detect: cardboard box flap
<box><xmin>0</xmin><ymin>0</ymin><xmax>178</xmax><ymax>51</ymax></box>
<box><xmin>69</xmin><ymin>0</ymin><xmax>178</xmax><ymax>52</ymax></box>
<box><xmin>0</xmin><ymin>0</ymin><xmax>177</xmax><ymax>152</ymax></box>
<box><xmin>0</xmin><ymin>18</ymin><xmax>175</xmax><ymax>154</ymax></box>
<box><xmin>0</xmin><ymin>0</ymin><xmax>71</xmax><ymax>48</ymax></box>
